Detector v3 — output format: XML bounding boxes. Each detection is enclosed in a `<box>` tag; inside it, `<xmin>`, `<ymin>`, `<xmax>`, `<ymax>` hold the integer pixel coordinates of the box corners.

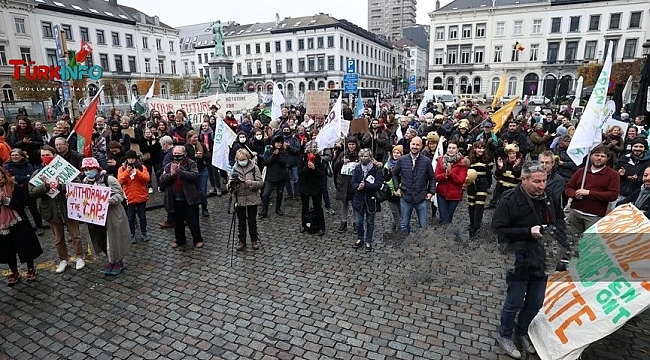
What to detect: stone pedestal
<box><xmin>206</xmin><ymin>56</ymin><xmax>242</xmax><ymax>93</ymax></box>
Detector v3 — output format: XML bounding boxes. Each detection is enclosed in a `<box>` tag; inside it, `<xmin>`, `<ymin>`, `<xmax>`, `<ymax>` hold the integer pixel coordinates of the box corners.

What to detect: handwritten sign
<box><xmin>349</xmin><ymin>118</ymin><xmax>369</xmax><ymax>135</ymax></box>
<box><xmin>305</xmin><ymin>91</ymin><xmax>331</xmax><ymax>116</ymax></box>
<box><xmin>28</xmin><ymin>156</ymin><xmax>81</xmax><ymax>198</ymax></box>
<box><xmin>148</xmin><ymin>94</ymin><xmax>258</xmax><ymax>126</ymax></box>
<box><xmin>528</xmin><ymin>204</ymin><xmax>650</xmax><ymax>360</ymax></box>
<box><xmin>66</xmin><ymin>183</ymin><xmax>111</xmax><ymax>226</ymax></box>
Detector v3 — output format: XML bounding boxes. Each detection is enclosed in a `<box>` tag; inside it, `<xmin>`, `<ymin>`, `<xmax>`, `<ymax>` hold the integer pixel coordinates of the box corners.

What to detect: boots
<box><xmin>337</xmin><ymin>222</ymin><xmax>347</xmax><ymax>232</ymax></box>
<box><xmin>468</xmin><ymin>206</ymin><xmax>475</xmax><ymax>231</ymax></box>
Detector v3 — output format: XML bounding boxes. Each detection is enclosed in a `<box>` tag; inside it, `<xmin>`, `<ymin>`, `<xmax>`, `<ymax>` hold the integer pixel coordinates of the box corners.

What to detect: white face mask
<box><xmin>238</xmin><ymin>137</ymin><xmax>246</xmax><ymax>143</ymax></box>
<box><xmin>237</xmin><ymin>160</ymin><xmax>248</xmax><ymax>167</ymax></box>
<box><xmin>255</xmin><ymin>135</ymin><xmax>263</xmax><ymax>140</ymax></box>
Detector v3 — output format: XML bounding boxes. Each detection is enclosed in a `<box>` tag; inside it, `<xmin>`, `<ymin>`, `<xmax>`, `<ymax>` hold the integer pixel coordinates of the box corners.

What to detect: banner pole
<box><xmin>579</xmin><ymin>147</ymin><xmax>591</xmax><ymax>190</ymax></box>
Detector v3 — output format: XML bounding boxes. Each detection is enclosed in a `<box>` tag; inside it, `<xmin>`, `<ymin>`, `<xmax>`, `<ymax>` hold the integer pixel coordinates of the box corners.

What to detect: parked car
<box><xmin>499</xmin><ymin>95</ymin><xmax>522</xmax><ymax>106</ymax></box>
<box><xmin>472</xmin><ymin>94</ymin><xmax>487</xmax><ymax>104</ymax></box>
<box><xmin>528</xmin><ymin>95</ymin><xmax>551</xmax><ymax>105</ymax></box>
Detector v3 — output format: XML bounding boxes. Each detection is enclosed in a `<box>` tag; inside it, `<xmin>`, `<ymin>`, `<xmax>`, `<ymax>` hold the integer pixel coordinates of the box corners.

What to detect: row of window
<box><xmin>231</xmin><ymin>56</ymin><xmax>392</xmax><ymax>77</ymax></box>
<box><xmin>38</xmin><ymin>21</ymin><xmax>175</xmax><ymax>51</ymax></box>
<box><xmin>434</xmin><ymin>11</ymin><xmax>643</xmax><ymax>41</ymax></box>
<box><xmin>432</xmin><ymin>37</ymin><xmax>640</xmax><ymax>66</ymax></box>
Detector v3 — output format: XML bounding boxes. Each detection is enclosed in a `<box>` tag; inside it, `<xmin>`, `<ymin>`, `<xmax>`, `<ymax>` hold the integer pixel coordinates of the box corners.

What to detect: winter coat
<box><xmin>84</xmin><ymin>172</ymin><xmax>130</xmax><ymax>263</ymax></box>
<box><xmin>139</xmin><ymin>137</ymin><xmax>162</xmax><ymax>167</ymax></box>
<box><xmin>0</xmin><ymin>185</ymin><xmax>42</xmax><ymax>264</ymax></box>
<box><xmin>555</xmin><ymin>148</ymin><xmax>579</xmax><ymax>179</ymax></box>
<box><xmin>168</xmin><ymin>124</ymin><xmax>192</xmax><ymax>144</ymax></box>
<box><xmin>333</xmin><ymin>149</ymin><xmax>359</xmax><ymax>202</ymax></box>
<box><xmin>298</xmin><ymin>153</ymin><xmax>326</xmax><ymax>196</ymax></box>
<box><xmin>160</xmin><ymin>158</ymin><xmax>201</xmax><ymax>209</ymax></box>
<box><xmin>105</xmin><ymin>130</ymin><xmax>132</xmax><ymax>153</ymax></box>
<box><xmin>0</xmin><ymin>136</ymin><xmax>10</xmax><ymax>165</ymax></box>
<box><xmin>185</xmin><ymin>143</ymin><xmax>211</xmax><ymax>172</ymax></box>
<box><xmin>117</xmin><ymin>162</ymin><xmax>150</xmax><ymax>205</ymax></box>
<box><xmin>105</xmin><ymin>150</ymin><xmax>125</xmax><ymax>177</ymax></box>
<box><xmin>617</xmin><ymin>186</ymin><xmax>650</xmax><ymax>218</ymax></box>
<box><xmin>361</xmin><ymin>130</ymin><xmax>390</xmax><ymax>162</ymax></box>
<box><xmin>263</xmin><ymin>149</ymin><xmax>288</xmax><ymax>182</ymax></box>
<box><xmin>29</xmin><ymin>167</ymin><xmax>75</xmax><ymax>223</ymax></box>
<box><xmin>61</xmin><ymin>149</ymin><xmax>84</xmax><ymax>171</ymax></box>
<box><xmin>10</xmin><ymin>128</ymin><xmax>43</xmax><ymax>165</ymax></box>
<box><xmin>529</xmin><ymin>132</ymin><xmax>551</xmax><ymax>158</ymax></box>
<box><xmin>4</xmin><ymin>159</ymin><xmax>36</xmax><ymax>196</ymax></box>
<box><xmin>284</xmin><ymin>135</ymin><xmax>302</xmax><ymax>167</ymax></box>
<box><xmin>352</xmin><ymin>163</ymin><xmax>384</xmax><ymax>214</ymax></box>
<box><xmin>229</xmin><ymin>161</ymin><xmax>263</xmax><ymax>207</ymax></box>
<box><xmin>392</xmin><ymin>153</ymin><xmax>436</xmax><ymax>204</ymax></box>
<box><xmin>434</xmin><ymin>156</ymin><xmax>469</xmax><ymax>201</ymax></box>
<box><xmin>618</xmin><ymin>151</ymin><xmax>650</xmax><ymax>197</ymax></box>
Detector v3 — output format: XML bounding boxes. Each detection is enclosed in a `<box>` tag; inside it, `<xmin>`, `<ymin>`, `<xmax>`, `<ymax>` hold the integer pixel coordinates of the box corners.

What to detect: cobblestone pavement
<box><xmin>0</xmin><ymin>189</ymin><xmax>648</xmax><ymax>360</ymax></box>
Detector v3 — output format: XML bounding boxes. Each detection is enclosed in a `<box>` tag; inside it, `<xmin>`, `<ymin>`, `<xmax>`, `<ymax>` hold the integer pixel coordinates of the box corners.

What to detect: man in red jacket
<box><xmin>565</xmin><ymin>145</ymin><xmax>620</xmax><ymax>236</ymax></box>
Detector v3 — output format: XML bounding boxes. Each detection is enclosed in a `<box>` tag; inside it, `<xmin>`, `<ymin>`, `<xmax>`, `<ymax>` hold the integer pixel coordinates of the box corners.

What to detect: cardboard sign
<box><xmin>148</xmin><ymin>94</ymin><xmax>258</xmax><ymax>125</ymax></box>
<box><xmin>348</xmin><ymin>118</ymin><xmax>369</xmax><ymax>135</ymax></box>
<box><xmin>66</xmin><ymin>183</ymin><xmax>111</xmax><ymax>226</ymax></box>
<box><xmin>340</xmin><ymin>162</ymin><xmax>359</xmax><ymax>176</ymax></box>
<box><xmin>28</xmin><ymin>156</ymin><xmax>81</xmax><ymax>198</ymax></box>
<box><xmin>305</xmin><ymin>91</ymin><xmax>331</xmax><ymax>116</ymax></box>
<box><xmin>528</xmin><ymin>204</ymin><xmax>650</xmax><ymax>360</ymax></box>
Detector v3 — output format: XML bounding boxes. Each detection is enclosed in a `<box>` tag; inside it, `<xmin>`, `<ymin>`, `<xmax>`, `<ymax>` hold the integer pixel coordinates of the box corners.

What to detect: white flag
<box><xmin>622</xmin><ymin>75</ymin><xmax>633</xmax><ymax>105</ymax></box>
<box><xmin>571</xmin><ymin>76</ymin><xmax>583</xmax><ymax>109</ymax></box>
<box><xmin>567</xmin><ymin>42</ymin><xmax>614</xmax><ymax>166</ymax></box>
<box><xmin>145</xmin><ymin>78</ymin><xmax>156</xmax><ymax>100</ymax></box>
<box><xmin>430</xmin><ymin>136</ymin><xmax>446</xmax><ymax>203</ymax></box>
<box><xmin>315</xmin><ymin>94</ymin><xmax>342</xmax><ymax>152</ymax></box>
<box><xmin>271</xmin><ymin>82</ymin><xmax>285</xmax><ymax>121</ymax></box>
<box><xmin>130</xmin><ymin>92</ymin><xmax>138</xmax><ymax>108</ymax></box>
<box><xmin>211</xmin><ymin>117</ymin><xmax>237</xmax><ymax>172</ymax></box>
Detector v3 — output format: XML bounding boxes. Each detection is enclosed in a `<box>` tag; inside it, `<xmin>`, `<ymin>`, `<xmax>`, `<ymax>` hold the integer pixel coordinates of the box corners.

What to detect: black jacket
<box><xmin>617</xmin><ymin>187</ymin><xmax>650</xmax><ymax>218</ymax></box>
<box><xmin>491</xmin><ymin>185</ymin><xmax>567</xmax><ymax>277</ymax></box>
<box><xmin>264</xmin><ymin>149</ymin><xmax>288</xmax><ymax>183</ymax></box>
<box><xmin>298</xmin><ymin>153</ymin><xmax>325</xmax><ymax>196</ymax></box>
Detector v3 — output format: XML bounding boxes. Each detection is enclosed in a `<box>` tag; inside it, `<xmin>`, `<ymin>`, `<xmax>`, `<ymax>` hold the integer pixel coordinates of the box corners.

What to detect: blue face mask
<box><xmin>84</xmin><ymin>169</ymin><xmax>98</xmax><ymax>179</ymax></box>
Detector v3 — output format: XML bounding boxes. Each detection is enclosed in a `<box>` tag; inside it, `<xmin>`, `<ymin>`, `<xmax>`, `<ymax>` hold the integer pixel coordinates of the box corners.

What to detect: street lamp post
<box><xmin>555</xmin><ymin>66</ymin><xmax>564</xmax><ymax>106</ymax></box>
<box><xmin>126</xmin><ymin>78</ymin><xmax>132</xmax><ymax>110</ymax></box>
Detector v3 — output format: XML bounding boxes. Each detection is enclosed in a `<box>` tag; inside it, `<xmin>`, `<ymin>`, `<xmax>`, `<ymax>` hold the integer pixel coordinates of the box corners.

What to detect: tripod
<box><xmin>226</xmin><ymin>191</ymin><xmax>266</xmax><ymax>267</ymax></box>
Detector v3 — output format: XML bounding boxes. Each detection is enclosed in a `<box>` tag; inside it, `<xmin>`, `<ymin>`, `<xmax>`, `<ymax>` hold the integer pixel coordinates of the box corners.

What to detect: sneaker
<box><xmin>104</xmin><ymin>263</ymin><xmax>114</xmax><ymax>276</ymax></box>
<box><xmin>7</xmin><ymin>272</ymin><xmax>21</xmax><ymax>286</ymax></box>
<box><xmin>130</xmin><ymin>235</ymin><xmax>137</xmax><ymax>244</ymax></box>
<box><xmin>324</xmin><ymin>207</ymin><xmax>336</xmax><ymax>215</ymax></box>
<box><xmin>251</xmin><ymin>241</ymin><xmax>260</xmax><ymax>250</ymax></box>
<box><xmin>75</xmin><ymin>258</ymin><xmax>86</xmax><ymax>271</ymax></box>
<box><xmin>25</xmin><ymin>269</ymin><xmax>37</xmax><ymax>281</ymax></box>
<box><xmin>110</xmin><ymin>261</ymin><xmax>123</xmax><ymax>276</ymax></box>
<box><xmin>142</xmin><ymin>233</ymin><xmax>150</xmax><ymax>242</ymax></box>
<box><xmin>496</xmin><ymin>334</ymin><xmax>521</xmax><ymax>359</ymax></box>
<box><xmin>236</xmin><ymin>242</ymin><xmax>245</xmax><ymax>251</ymax></box>
<box><xmin>148</xmin><ymin>187</ymin><xmax>154</xmax><ymax>194</ymax></box>
<box><xmin>35</xmin><ymin>228</ymin><xmax>44</xmax><ymax>236</ymax></box>
<box><xmin>56</xmin><ymin>260</ymin><xmax>68</xmax><ymax>273</ymax></box>
<box><xmin>518</xmin><ymin>334</ymin><xmax>536</xmax><ymax>354</ymax></box>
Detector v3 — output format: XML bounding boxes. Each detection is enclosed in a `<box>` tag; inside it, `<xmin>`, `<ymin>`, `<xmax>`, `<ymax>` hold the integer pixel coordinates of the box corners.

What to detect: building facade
<box><xmin>368</xmin><ymin>0</ymin><xmax>417</xmax><ymax>40</ymax></box>
<box><xmin>427</xmin><ymin>0</ymin><xmax>650</xmax><ymax>100</ymax></box>
<box><xmin>179</xmin><ymin>14</ymin><xmax>401</xmax><ymax>103</ymax></box>
<box><xmin>1</xmin><ymin>0</ymin><xmax>181</xmax><ymax>113</ymax></box>
<box><xmin>394</xmin><ymin>38</ymin><xmax>428</xmax><ymax>92</ymax></box>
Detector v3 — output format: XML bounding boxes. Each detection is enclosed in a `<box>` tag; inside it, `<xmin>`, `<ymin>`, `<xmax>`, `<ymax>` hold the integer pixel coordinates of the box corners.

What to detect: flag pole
<box><xmin>67</xmin><ymin>85</ymin><xmax>104</xmax><ymax>142</ymax></box>
<box><xmin>579</xmin><ymin>147</ymin><xmax>590</xmax><ymax>190</ymax></box>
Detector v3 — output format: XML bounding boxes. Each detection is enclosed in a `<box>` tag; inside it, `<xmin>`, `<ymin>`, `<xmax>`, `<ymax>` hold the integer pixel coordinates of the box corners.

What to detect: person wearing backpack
<box><xmin>352</xmin><ymin>149</ymin><xmax>383</xmax><ymax>252</ymax></box>
<box><xmin>298</xmin><ymin>140</ymin><xmax>326</xmax><ymax>236</ymax></box>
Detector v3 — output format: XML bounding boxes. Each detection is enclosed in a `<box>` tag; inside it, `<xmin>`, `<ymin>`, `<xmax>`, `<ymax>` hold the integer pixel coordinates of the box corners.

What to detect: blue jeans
<box><xmin>354</xmin><ymin>210</ymin><xmax>375</xmax><ymax>243</ymax></box>
<box><xmin>127</xmin><ymin>203</ymin><xmax>147</xmax><ymax>235</ymax></box>
<box><xmin>499</xmin><ymin>271</ymin><xmax>547</xmax><ymax>338</ymax></box>
<box><xmin>197</xmin><ymin>167</ymin><xmax>209</xmax><ymax>206</ymax></box>
<box><xmin>436</xmin><ymin>195</ymin><xmax>459</xmax><ymax>224</ymax></box>
<box><xmin>285</xmin><ymin>165</ymin><xmax>298</xmax><ymax>196</ymax></box>
<box><xmin>399</xmin><ymin>198</ymin><xmax>428</xmax><ymax>233</ymax></box>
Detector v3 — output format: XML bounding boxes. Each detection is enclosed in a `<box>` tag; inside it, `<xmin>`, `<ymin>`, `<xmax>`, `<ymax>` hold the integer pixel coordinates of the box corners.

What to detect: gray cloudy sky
<box><xmin>119</xmin><ymin>0</ymin><xmax>452</xmax><ymax>28</ymax></box>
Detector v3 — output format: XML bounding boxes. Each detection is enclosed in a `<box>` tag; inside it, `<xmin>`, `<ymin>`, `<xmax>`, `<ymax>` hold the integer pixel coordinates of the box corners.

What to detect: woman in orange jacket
<box><xmin>117</xmin><ymin>150</ymin><xmax>150</xmax><ymax>243</ymax></box>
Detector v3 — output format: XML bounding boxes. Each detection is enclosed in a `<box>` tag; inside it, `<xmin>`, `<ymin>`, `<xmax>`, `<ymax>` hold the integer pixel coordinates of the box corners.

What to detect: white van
<box><xmin>417</xmin><ymin>90</ymin><xmax>456</xmax><ymax>114</ymax></box>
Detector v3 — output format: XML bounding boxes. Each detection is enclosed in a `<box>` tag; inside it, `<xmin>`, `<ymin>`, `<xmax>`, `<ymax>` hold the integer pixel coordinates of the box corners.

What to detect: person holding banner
<box><xmin>0</xmin><ymin>166</ymin><xmax>42</xmax><ymax>285</ymax></box>
<box><xmin>491</xmin><ymin>160</ymin><xmax>568</xmax><ymax>358</ymax></box>
<box><xmin>81</xmin><ymin>157</ymin><xmax>130</xmax><ymax>276</ymax></box>
<box><xmin>29</xmin><ymin>146</ymin><xmax>85</xmax><ymax>274</ymax></box>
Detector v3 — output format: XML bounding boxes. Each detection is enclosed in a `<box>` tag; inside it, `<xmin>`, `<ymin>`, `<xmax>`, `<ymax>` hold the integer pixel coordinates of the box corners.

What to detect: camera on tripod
<box><xmin>228</xmin><ymin>177</ymin><xmax>243</xmax><ymax>193</ymax></box>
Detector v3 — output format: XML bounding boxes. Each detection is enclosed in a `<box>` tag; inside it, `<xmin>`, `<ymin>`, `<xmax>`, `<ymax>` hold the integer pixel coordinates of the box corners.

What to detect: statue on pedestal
<box><xmin>212</xmin><ymin>21</ymin><xmax>225</xmax><ymax>57</ymax></box>
<box><xmin>199</xmin><ymin>74</ymin><xmax>211</xmax><ymax>94</ymax></box>
<box><xmin>233</xmin><ymin>74</ymin><xmax>244</xmax><ymax>92</ymax></box>
<box><xmin>217</xmin><ymin>74</ymin><xmax>230</xmax><ymax>93</ymax></box>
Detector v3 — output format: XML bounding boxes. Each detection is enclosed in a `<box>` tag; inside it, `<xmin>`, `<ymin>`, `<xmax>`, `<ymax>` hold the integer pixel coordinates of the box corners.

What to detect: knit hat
<box><xmin>269</xmin><ymin>119</ymin><xmax>281</xmax><ymax>130</ymax></box>
<box><xmin>81</xmin><ymin>157</ymin><xmax>101</xmax><ymax>170</ymax></box>
<box><xmin>393</xmin><ymin>145</ymin><xmax>404</xmax><ymax>155</ymax></box>
<box><xmin>631</xmin><ymin>137</ymin><xmax>648</xmax><ymax>149</ymax></box>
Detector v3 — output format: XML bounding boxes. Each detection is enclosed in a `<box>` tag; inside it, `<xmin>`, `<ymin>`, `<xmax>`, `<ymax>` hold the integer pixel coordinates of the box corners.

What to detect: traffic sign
<box><xmin>346</xmin><ymin>59</ymin><xmax>356</xmax><ymax>74</ymax></box>
<box><xmin>343</xmin><ymin>73</ymin><xmax>358</xmax><ymax>94</ymax></box>
<box><xmin>53</xmin><ymin>24</ymin><xmax>71</xmax><ymax>102</ymax></box>
<box><xmin>408</xmin><ymin>75</ymin><xmax>417</xmax><ymax>93</ymax></box>
<box><xmin>409</xmin><ymin>75</ymin><xmax>416</xmax><ymax>83</ymax></box>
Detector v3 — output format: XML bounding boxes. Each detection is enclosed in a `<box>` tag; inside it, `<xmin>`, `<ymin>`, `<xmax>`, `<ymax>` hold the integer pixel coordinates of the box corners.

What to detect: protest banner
<box><xmin>528</xmin><ymin>204</ymin><xmax>650</xmax><ymax>360</ymax></box>
<box><xmin>305</xmin><ymin>91</ymin><xmax>331</xmax><ymax>116</ymax></box>
<box><xmin>348</xmin><ymin>118</ymin><xmax>369</xmax><ymax>135</ymax></box>
<box><xmin>212</xmin><ymin>117</ymin><xmax>237</xmax><ymax>172</ymax></box>
<box><xmin>28</xmin><ymin>156</ymin><xmax>80</xmax><ymax>198</ymax></box>
<box><xmin>148</xmin><ymin>94</ymin><xmax>258</xmax><ymax>125</ymax></box>
<box><xmin>66</xmin><ymin>183</ymin><xmax>111</xmax><ymax>226</ymax></box>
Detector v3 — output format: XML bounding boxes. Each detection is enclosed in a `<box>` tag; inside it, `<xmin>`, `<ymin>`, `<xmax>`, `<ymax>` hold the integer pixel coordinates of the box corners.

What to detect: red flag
<box><xmin>75</xmin><ymin>40</ymin><xmax>93</xmax><ymax>63</ymax></box>
<box><xmin>73</xmin><ymin>94</ymin><xmax>100</xmax><ymax>157</ymax></box>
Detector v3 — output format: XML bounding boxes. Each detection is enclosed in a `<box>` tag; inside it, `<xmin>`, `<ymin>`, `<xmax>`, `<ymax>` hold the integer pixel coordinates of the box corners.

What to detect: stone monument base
<box><xmin>205</xmin><ymin>56</ymin><xmax>242</xmax><ymax>93</ymax></box>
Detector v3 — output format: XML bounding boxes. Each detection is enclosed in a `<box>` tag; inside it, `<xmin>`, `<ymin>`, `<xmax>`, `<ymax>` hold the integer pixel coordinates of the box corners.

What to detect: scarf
<box><xmin>361</xmin><ymin>162</ymin><xmax>373</xmax><ymax>178</ymax></box>
<box><xmin>0</xmin><ymin>184</ymin><xmax>21</xmax><ymax>235</ymax></box>
<box><xmin>635</xmin><ymin>185</ymin><xmax>650</xmax><ymax>209</ymax></box>
<box><xmin>442</xmin><ymin>152</ymin><xmax>462</xmax><ymax>172</ymax></box>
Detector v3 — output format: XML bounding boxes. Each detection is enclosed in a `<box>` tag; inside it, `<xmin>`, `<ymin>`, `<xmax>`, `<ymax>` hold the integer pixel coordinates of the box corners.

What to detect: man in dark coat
<box><xmin>260</xmin><ymin>135</ymin><xmax>288</xmax><ymax>217</ymax></box>
<box><xmin>617</xmin><ymin>165</ymin><xmax>650</xmax><ymax>218</ymax></box>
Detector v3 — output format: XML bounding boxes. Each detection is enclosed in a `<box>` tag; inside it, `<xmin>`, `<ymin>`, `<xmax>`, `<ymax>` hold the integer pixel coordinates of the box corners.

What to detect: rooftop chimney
<box><xmin>108</xmin><ymin>0</ymin><xmax>117</xmax><ymax>6</ymax></box>
<box><xmin>435</xmin><ymin>0</ymin><xmax>440</xmax><ymax>10</ymax></box>
<box><xmin>492</xmin><ymin>0</ymin><xmax>496</xmax><ymax>6</ymax></box>
<box><xmin>275</xmin><ymin>13</ymin><xmax>280</xmax><ymax>26</ymax></box>
<box><xmin>153</xmin><ymin>15</ymin><xmax>159</xmax><ymax>26</ymax></box>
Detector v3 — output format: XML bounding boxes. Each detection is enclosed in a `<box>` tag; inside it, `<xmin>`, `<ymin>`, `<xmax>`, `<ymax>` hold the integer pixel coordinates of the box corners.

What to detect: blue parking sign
<box><xmin>346</xmin><ymin>60</ymin><xmax>356</xmax><ymax>74</ymax></box>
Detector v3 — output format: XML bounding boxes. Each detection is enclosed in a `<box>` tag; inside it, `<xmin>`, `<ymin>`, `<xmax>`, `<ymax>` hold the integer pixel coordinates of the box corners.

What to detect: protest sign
<box><xmin>148</xmin><ymin>94</ymin><xmax>258</xmax><ymax>125</ymax></box>
<box><xmin>528</xmin><ymin>204</ymin><xmax>650</xmax><ymax>360</ymax></box>
<box><xmin>28</xmin><ymin>156</ymin><xmax>80</xmax><ymax>198</ymax></box>
<box><xmin>305</xmin><ymin>91</ymin><xmax>331</xmax><ymax>115</ymax></box>
<box><xmin>348</xmin><ymin>118</ymin><xmax>369</xmax><ymax>135</ymax></box>
<box><xmin>66</xmin><ymin>183</ymin><xmax>111</xmax><ymax>226</ymax></box>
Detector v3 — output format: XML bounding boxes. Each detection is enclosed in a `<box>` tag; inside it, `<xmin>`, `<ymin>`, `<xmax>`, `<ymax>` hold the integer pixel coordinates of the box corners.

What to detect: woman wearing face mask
<box><xmin>229</xmin><ymin>132</ymin><xmax>250</xmax><ymax>167</ymax></box>
<box><xmin>298</xmin><ymin>140</ymin><xmax>326</xmax><ymax>236</ymax></box>
<box><xmin>466</xmin><ymin>141</ymin><xmax>493</xmax><ymax>238</ymax></box>
<box><xmin>434</xmin><ymin>141</ymin><xmax>469</xmax><ymax>225</ymax></box>
<box><xmin>249</xmin><ymin>129</ymin><xmax>267</xmax><ymax>170</ymax></box>
<box><xmin>81</xmin><ymin>157</ymin><xmax>130</xmax><ymax>276</ymax></box>
<box><xmin>228</xmin><ymin>149</ymin><xmax>263</xmax><ymax>251</ymax></box>
<box><xmin>351</xmin><ymin>149</ymin><xmax>383</xmax><ymax>252</ymax></box>
<box><xmin>0</xmin><ymin>166</ymin><xmax>42</xmax><ymax>286</ymax></box>
<box><xmin>139</xmin><ymin>128</ymin><xmax>162</xmax><ymax>193</ymax></box>
<box><xmin>383</xmin><ymin>145</ymin><xmax>403</xmax><ymax>232</ymax></box>
<box><xmin>4</xmin><ymin>149</ymin><xmax>43</xmax><ymax>235</ymax></box>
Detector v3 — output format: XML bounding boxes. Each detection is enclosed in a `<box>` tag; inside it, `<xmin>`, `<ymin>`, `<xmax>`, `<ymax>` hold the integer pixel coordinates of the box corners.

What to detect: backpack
<box><xmin>303</xmin><ymin>208</ymin><xmax>320</xmax><ymax>234</ymax></box>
